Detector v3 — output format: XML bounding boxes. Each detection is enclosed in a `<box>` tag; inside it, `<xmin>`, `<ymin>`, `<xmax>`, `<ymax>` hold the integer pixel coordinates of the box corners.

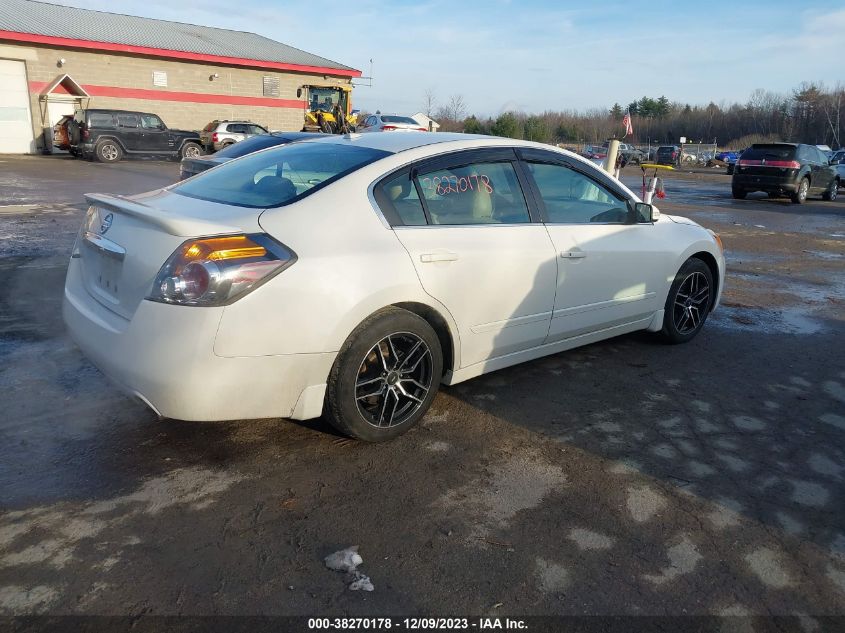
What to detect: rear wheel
<box><xmin>95</xmin><ymin>140</ymin><xmax>122</xmax><ymax>163</ymax></box>
<box><xmin>661</xmin><ymin>258</ymin><xmax>714</xmax><ymax>344</ymax></box>
<box><xmin>822</xmin><ymin>178</ymin><xmax>838</xmax><ymax>201</ymax></box>
<box><xmin>325</xmin><ymin>307</ymin><xmax>443</xmax><ymax>442</ymax></box>
<box><xmin>791</xmin><ymin>178</ymin><xmax>809</xmax><ymax>204</ymax></box>
<box><xmin>731</xmin><ymin>186</ymin><xmax>746</xmax><ymax>199</ymax></box>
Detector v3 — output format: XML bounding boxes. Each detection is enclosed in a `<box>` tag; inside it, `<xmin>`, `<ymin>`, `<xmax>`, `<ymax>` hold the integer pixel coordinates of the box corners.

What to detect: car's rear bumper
<box><xmin>732</xmin><ymin>174</ymin><xmax>798</xmax><ymax>192</ymax></box>
<box><xmin>63</xmin><ymin>259</ymin><xmax>335</xmax><ymax>421</ymax></box>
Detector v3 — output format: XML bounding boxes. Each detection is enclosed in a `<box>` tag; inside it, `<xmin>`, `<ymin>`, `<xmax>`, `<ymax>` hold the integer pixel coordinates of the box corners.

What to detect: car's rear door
<box><xmin>517</xmin><ymin>149</ymin><xmax>673</xmax><ymax>343</ymax></box>
<box><xmin>378</xmin><ymin>148</ymin><xmax>558</xmax><ymax>368</ymax></box>
<box><xmin>115</xmin><ymin>113</ymin><xmax>142</xmax><ymax>150</ymax></box>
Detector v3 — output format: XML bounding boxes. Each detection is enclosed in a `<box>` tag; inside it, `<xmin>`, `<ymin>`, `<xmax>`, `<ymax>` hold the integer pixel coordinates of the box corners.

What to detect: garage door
<box><xmin>0</xmin><ymin>59</ymin><xmax>35</xmax><ymax>154</ymax></box>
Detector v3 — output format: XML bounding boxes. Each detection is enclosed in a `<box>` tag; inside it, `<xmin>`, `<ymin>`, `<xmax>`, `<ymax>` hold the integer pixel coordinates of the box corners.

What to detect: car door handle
<box><xmin>560</xmin><ymin>251</ymin><xmax>587</xmax><ymax>259</ymax></box>
<box><xmin>420</xmin><ymin>252</ymin><xmax>459</xmax><ymax>263</ymax></box>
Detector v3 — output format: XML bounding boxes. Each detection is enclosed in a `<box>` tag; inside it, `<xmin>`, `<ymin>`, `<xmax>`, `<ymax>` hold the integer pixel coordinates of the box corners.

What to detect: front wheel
<box><xmin>822</xmin><ymin>178</ymin><xmax>838</xmax><ymax>201</ymax></box>
<box><xmin>661</xmin><ymin>258</ymin><xmax>714</xmax><ymax>344</ymax></box>
<box><xmin>180</xmin><ymin>142</ymin><xmax>203</xmax><ymax>159</ymax></box>
<box><xmin>325</xmin><ymin>307</ymin><xmax>443</xmax><ymax>442</ymax></box>
<box><xmin>791</xmin><ymin>178</ymin><xmax>809</xmax><ymax>204</ymax></box>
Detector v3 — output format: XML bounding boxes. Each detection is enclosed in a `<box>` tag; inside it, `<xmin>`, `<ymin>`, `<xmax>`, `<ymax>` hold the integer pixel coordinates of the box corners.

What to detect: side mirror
<box><xmin>297</xmin><ymin>88</ymin><xmax>303</xmax><ymax>98</ymax></box>
<box><xmin>634</xmin><ymin>202</ymin><xmax>659</xmax><ymax>222</ymax></box>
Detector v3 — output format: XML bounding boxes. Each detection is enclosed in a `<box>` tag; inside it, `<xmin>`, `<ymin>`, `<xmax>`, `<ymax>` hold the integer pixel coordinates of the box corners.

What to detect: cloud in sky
<box><xmin>57</xmin><ymin>0</ymin><xmax>845</xmax><ymax>116</ymax></box>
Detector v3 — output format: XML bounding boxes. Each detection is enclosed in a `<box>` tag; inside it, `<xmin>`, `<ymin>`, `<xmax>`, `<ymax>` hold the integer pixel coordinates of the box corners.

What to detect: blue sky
<box><xmin>62</xmin><ymin>0</ymin><xmax>845</xmax><ymax>117</ymax></box>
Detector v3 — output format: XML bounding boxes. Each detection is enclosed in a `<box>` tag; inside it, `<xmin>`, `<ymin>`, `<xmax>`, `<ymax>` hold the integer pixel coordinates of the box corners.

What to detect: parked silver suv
<box><xmin>200</xmin><ymin>120</ymin><xmax>268</xmax><ymax>152</ymax></box>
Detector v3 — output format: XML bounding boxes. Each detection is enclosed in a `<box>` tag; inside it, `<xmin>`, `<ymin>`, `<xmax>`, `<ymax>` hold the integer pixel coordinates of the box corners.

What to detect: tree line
<box><xmin>426</xmin><ymin>83</ymin><xmax>843</xmax><ymax>149</ymax></box>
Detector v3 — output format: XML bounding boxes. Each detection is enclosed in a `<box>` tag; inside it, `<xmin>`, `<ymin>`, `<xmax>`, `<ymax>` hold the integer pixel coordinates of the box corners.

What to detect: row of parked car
<box><xmin>52</xmin><ymin>108</ymin><xmax>429</xmax><ymax>163</ymax></box>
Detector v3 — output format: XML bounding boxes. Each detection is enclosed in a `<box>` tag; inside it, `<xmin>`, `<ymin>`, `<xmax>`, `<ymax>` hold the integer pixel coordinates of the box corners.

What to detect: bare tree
<box><xmin>422</xmin><ymin>88</ymin><xmax>437</xmax><ymax>118</ymax></box>
<box><xmin>446</xmin><ymin>94</ymin><xmax>467</xmax><ymax>123</ymax></box>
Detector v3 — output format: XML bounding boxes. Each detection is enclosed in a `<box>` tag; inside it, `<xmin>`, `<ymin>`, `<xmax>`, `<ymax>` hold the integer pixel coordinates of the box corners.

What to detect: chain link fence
<box><xmin>680</xmin><ymin>143</ymin><xmax>717</xmax><ymax>167</ymax></box>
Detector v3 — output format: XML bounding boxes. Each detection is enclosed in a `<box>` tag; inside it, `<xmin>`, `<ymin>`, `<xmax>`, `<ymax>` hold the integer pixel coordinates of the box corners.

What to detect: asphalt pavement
<box><xmin>0</xmin><ymin>155</ymin><xmax>843</xmax><ymax>629</ymax></box>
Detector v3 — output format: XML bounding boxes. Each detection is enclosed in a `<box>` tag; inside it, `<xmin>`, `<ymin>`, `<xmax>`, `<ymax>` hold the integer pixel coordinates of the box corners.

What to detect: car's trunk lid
<box><xmin>77</xmin><ymin>190</ymin><xmax>261</xmax><ymax>320</ymax></box>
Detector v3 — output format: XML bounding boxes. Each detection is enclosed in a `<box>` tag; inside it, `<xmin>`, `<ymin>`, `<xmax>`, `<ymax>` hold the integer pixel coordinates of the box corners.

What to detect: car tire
<box><xmin>660</xmin><ymin>258</ymin><xmax>714</xmax><ymax>345</ymax></box>
<box><xmin>325</xmin><ymin>307</ymin><xmax>443</xmax><ymax>442</ymax></box>
<box><xmin>180</xmin><ymin>142</ymin><xmax>203</xmax><ymax>160</ymax></box>
<box><xmin>95</xmin><ymin>140</ymin><xmax>123</xmax><ymax>163</ymax></box>
<box><xmin>731</xmin><ymin>186</ymin><xmax>746</xmax><ymax>199</ymax></box>
<box><xmin>791</xmin><ymin>178</ymin><xmax>809</xmax><ymax>204</ymax></box>
<box><xmin>822</xmin><ymin>178</ymin><xmax>838</xmax><ymax>201</ymax></box>
<box><xmin>726</xmin><ymin>164</ymin><xmax>734</xmax><ymax>175</ymax></box>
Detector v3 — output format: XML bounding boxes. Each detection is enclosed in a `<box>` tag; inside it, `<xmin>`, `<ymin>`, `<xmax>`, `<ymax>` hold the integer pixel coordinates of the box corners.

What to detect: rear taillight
<box><xmin>417</xmin><ymin>127</ymin><xmax>427</xmax><ymax>132</ymax></box>
<box><xmin>765</xmin><ymin>160</ymin><xmax>801</xmax><ymax>168</ymax></box>
<box><xmin>148</xmin><ymin>234</ymin><xmax>296</xmax><ymax>307</ymax></box>
<box><xmin>738</xmin><ymin>159</ymin><xmax>800</xmax><ymax>168</ymax></box>
<box><xmin>212</xmin><ymin>132</ymin><xmax>219</xmax><ymax>143</ymax></box>
<box><xmin>381</xmin><ymin>125</ymin><xmax>397</xmax><ymax>131</ymax></box>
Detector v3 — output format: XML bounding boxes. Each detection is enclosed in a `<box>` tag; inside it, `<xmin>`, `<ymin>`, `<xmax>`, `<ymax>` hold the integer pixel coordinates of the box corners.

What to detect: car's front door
<box><xmin>380</xmin><ymin>149</ymin><xmax>557</xmax><ymax>368</ymax></box>
<box><xmin>518</xmin><ymin>150</ymin><xmax>674</xmax><ymax>343</ymax></box>
<box><xmin>139</xmin><ymin>114</ymin><xmax>172</xmax><ymax>152</ymax></box>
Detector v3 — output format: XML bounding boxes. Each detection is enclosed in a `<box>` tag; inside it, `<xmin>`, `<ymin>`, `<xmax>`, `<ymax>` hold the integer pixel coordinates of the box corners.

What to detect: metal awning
<box><xmin>39</xmin><ymin>74</ymin><xmax>89</xmax><ymax>99</ymax></box>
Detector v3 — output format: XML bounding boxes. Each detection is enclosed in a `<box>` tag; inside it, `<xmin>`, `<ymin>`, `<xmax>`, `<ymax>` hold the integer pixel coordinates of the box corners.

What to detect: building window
<box><xmin>152</xmin><ymin>71</ymin><xmax>168</xmax><ymax>87</ymax></box>
<box><xmin>263</xmin><ymin>76</ymin><xmax>279</xmax><ymax>97</ymax></box>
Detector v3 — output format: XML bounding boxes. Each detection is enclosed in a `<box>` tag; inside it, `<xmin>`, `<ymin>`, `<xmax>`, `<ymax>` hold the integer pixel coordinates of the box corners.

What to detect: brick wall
<box><xmin>0</xmin><ymin>42</ymin><xmax>355</xmax><ymax>147</ymax></box>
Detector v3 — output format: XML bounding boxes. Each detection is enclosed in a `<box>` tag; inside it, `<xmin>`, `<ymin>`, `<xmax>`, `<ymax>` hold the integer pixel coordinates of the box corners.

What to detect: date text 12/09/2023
<box><xmin>307</xmin><ymin>617</ymin><xmax>528</xmax><ymax>630</ymax></box>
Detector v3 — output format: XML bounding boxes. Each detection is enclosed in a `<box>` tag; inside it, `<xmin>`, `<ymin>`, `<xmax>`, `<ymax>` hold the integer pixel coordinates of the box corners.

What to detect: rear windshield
<box><xmin>203</xmin><ymin>121</ymin><xmax>218</xmax><ymax>132</ymax></box>
<box><xmin>381</xmin><ymin>116</ymin><xmax>419</xmax><ymax>125</ymax></box>
<box><xmin>743</xmin><ymin>145</ymin><xmax>795</xmax><ymax>160</ymax></box>
<box><xmin>173</xmin><ymin>142</ymin><xmax>390</xmax><ymax>208</ymax></box>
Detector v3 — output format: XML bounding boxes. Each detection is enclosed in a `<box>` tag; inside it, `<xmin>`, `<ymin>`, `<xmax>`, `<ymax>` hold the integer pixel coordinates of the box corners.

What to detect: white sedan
<box><xmin>63</xmin><ymin>133</ymin><xmax>725</xmax><ymax>442</ymax></box>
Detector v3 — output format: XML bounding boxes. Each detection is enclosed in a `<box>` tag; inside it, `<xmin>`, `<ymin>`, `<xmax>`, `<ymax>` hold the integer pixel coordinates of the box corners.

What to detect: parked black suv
<box><xmin>68</xmin><ymin>109</ymin><xmax>203</xmax><ymax>163</ymax></box>
<box><xmin>731</xmin><ymin>143</ymin><xmax>838</xmax><ymax>204</ymax></box>
<box><xmin>655</xmin><ymin>145</ymin><xmax>680</xmax><ymax>166</ymax></box>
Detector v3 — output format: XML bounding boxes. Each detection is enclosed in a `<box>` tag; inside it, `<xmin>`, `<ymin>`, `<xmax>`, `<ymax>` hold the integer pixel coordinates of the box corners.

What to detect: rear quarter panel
<box><xmin>213</xmin><ymin>168</ymin><xmax>461</xmax><ymax>361</ymax></box>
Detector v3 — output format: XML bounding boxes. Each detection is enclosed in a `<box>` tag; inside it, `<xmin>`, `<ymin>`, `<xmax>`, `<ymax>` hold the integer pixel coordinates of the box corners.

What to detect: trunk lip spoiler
<box><xmin>84</xmin><ymin>192</ymin><xmax>242</xmax><ymax>238</ymax></box>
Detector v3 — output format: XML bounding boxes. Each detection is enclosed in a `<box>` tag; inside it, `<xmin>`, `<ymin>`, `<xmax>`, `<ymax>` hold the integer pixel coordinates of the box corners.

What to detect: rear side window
<box><xmin>375</xmin><ymin>172</ymin><xmax>426</xmax><ymax>226</ymax></box>
<box><xmin>381</xmin><ymin>116</ymin><xmax>419</xmax><ymax>125</ymax></box>
<box><xmin>116</xmin><ymin>114</ymin><xmax>139</xmax><ymax>128</ymax></box>
<box><xmin>744</xmin><ymin>145</ymin><xmax>795</xmax><ymax>161</ymax></box>
<box><xmin>415</xmin><ymin>162</ymin><xmax>530</xmax><ymax>225</ymax></box>
<box><xmin>228</xmin><ymin>124</ymin><xmax>247</xmax><ymax>134</ymax></box>
<box><xmin>174</xmin><ymin>142</ymin><xmax>390</xmax><ymax>208</ymax></box>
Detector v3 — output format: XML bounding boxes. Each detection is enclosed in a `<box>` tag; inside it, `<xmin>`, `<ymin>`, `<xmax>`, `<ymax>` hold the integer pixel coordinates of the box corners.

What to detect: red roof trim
<box><xmin>29</xmin><ymin>80</ymin><xmax>307</xmax><ymax>109</ymax></box>
<box><xmin>0</xmin><ymin>30</ymin><xmax>361</xmax><ymax>77</ymax></box>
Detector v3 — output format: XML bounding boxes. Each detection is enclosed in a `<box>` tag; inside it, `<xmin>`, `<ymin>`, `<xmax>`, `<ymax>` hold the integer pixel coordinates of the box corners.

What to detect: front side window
<box><xmin>141</xmin><ymin>114</ymin><xmax>163</xmax><ymax>129</ymax></box>
<box><xmin>527</xmin><ymin>162</ymin><xmax>630</xmax><ymax>224</ymax></box>
<box><xmin>174</xmin><ymin>142</ymin><xmax>390</xmax><ymax>209</ymax></box>
<box><xmin>414</xmin><ymin>161</ymin><xmax>530</xmax><ymax>225</ymax></box>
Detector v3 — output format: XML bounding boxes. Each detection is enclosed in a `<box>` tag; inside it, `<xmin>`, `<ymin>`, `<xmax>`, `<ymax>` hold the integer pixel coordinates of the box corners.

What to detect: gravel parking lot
<box><xmin>1</xmin><ymin>155</ymin><xmax>844</xmax><ymax>628</ymax></box>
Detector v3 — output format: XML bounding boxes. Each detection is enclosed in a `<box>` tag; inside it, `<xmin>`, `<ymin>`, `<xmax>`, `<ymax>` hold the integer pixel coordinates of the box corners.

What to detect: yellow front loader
<box><xmin>301</xmin><ymin>85</ymin><xmax>358</xmax><ymax>134</ymax></box>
